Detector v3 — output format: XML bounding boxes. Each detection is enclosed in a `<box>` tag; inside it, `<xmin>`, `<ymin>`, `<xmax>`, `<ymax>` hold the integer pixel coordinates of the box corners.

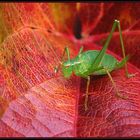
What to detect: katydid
<box><xmin>54</xmin><ymin>20</ymin><xmax>135</xmax><ymax>111</ymax></box>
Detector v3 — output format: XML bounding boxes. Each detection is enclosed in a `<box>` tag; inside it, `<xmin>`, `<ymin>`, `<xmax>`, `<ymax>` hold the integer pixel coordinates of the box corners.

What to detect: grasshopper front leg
<box><xmin>54</xmin><ymin>47</ymin><xmax>71</xmax><ymax>73</ymax></box>
<box><xmin>84</xmin><ymin>76</ymin><xmax>90</xmax><ymax>111</ymax></box>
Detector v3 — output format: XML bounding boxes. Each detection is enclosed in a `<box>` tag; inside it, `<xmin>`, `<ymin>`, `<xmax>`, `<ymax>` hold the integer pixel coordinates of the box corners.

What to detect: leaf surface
<box><xmin>0</xmin><ymin>2</ymin><xmax>140</xmax><ymax>137</ymax></box>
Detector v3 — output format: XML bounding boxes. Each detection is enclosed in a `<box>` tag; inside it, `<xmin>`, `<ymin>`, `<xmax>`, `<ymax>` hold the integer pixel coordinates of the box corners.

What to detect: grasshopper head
<box><xmin>62</xmin><ymin>60</ymin><xmax>73</xmax><ymax>78</ymax></box>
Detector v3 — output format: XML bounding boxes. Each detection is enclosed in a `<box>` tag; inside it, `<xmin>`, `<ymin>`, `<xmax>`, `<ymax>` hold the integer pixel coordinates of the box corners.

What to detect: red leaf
<box><xmin>0</xmin><ymin>24</ymin><xmax>80</xmax><ymax>136</ymax></box>
<box><xmin>0</xmin><ymin>2</ymin><xmax>140</xmax><ymax>137</ymax></box>
<box><xmin>77</xmin><ymin>54</ymin><xmax>140</xmax><ymax>137</ymax></box>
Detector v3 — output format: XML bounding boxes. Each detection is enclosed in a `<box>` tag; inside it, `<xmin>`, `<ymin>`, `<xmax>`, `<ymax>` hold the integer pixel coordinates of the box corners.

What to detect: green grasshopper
<box><xmin>55</xmin><ymin>20</ymin><xmax>135</xmax><ymax>111</ymax></box>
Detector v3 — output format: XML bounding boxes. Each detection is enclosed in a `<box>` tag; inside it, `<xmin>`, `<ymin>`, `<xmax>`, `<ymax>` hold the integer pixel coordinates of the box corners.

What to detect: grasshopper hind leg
<box><xmin>126</xmin><ymin>73</ymin><xmax>136</xmax><ymax>78</ymax></box>
<box><xmin>104</xmin><ymin>68</ymin><xmax>127</xmax><ymax>99</ymax></box>
<box><xmin>115</xmin><ymin>56</ymin><xmax>136</xmax><ymax>79</ymax></box>
<box><xmin>116</xmin><ymin>20</ymin><xmax>136</xmax><ymax>79</ymax></box>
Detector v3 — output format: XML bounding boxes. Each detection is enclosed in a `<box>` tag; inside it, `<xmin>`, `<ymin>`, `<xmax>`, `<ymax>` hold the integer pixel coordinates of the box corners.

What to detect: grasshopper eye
<box><xmin>63</xmin><ymin>63</ymin><xmax>70</xmax><ymax>68</ymax></box>
<box><xmin>65</xmin><ymin>65</ymin><xmax>70</xmax><ymax>68</ymax></box>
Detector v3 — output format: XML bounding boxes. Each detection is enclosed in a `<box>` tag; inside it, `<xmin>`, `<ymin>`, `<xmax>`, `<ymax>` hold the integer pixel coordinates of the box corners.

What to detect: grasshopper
<box><xmin>55</xmin><ymin>20</ymin><xmax>135</xmax><ymax>111</ymax></box>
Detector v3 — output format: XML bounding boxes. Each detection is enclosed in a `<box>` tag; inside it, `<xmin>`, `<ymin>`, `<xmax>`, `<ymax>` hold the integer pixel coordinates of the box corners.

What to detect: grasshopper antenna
<box><xmin>54</xmin><ymin>61</ymin><xmax>62</xmax><ymax>74</ymax></box>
